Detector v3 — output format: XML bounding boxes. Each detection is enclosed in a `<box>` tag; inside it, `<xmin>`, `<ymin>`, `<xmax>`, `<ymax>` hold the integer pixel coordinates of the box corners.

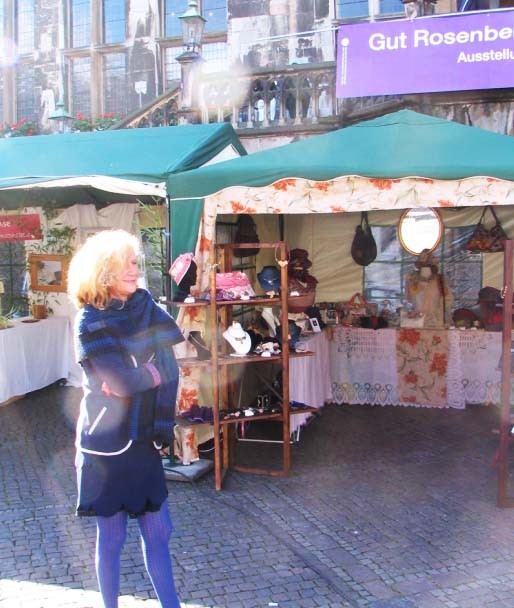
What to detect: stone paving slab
<box><xmin>3</xmin><ymin>386</ymin><xmax>514</xmax><ymax>607</ymax></box>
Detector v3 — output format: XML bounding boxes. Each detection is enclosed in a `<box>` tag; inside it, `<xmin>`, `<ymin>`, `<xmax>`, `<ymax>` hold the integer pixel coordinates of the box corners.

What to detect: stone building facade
<box><xmin>0</xmin><ymin>0</ymin><xmax>514</xmax><ymax>148</ymax></box>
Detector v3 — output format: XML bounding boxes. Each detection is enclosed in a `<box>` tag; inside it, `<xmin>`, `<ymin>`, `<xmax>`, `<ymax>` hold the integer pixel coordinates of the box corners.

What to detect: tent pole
<box><xmin>279</xmin><ymin>214</ymin><xmax>284</xmax><ymax>241</ymax></box>
<box><xmin>165</xmin><ymin>195</ymin><xmax>172</xmax><ymax>303</ymax></box>
<box><xmin>498</xmin><ymin>239</ymin><xmax>514</xmax><ymax>507</ymax></box>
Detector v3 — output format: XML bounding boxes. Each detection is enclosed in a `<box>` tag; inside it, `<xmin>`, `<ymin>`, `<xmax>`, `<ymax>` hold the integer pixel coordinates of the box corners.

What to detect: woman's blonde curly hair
<box><xmin>68</xmin><ymin>229</ymin><xmax>141</xmax><ymax>309</ymax></box>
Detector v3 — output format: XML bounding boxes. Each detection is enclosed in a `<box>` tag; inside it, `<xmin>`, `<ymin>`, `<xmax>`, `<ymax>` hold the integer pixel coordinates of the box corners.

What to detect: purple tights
<box><xmin>95</xmin><ymin>502</ymin><xmax>180</xmax><ymax>608</ymax></box>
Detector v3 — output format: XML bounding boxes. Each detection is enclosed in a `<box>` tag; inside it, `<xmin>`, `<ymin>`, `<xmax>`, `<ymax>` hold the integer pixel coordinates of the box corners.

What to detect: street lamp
<box><xmin>179</xmin><ymin>0</ymin><xmax>206</xmax><ymax>53</ymax></box>
<box><xmin>48</xmin><ymin>101</ymin><xmax>74</xmax><ymax>133</ymax></box>
<box><xmin>176</xmin><ymin>0</ymin><xmax>206</xmax><ymax>122</ymax></box>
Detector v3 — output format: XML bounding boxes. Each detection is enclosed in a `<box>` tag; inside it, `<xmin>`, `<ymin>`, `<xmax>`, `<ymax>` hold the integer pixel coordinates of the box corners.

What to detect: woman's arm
<box><xmin>88</xmin><ymin>351</ymin><xmax>160</xmax><ymax>397</ymax></box>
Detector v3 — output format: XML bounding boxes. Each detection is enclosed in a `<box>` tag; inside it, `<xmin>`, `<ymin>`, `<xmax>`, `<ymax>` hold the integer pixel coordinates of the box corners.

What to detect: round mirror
<box><xmin>398</xmin><ymin>207</ymin><xmax>443</xmax><ymax>256</ymax></box>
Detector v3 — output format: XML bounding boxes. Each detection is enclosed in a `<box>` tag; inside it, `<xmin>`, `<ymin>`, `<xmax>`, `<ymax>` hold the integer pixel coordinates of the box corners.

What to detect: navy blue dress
<box><xmin>74</xmin><ymin>289</ymin><xmax>184</xmax><ymax>518</ymax></box>
<box><xmin>76</xmin><ymin>440</ymin><xmax>168</xmax><ymax>518</ymax></box>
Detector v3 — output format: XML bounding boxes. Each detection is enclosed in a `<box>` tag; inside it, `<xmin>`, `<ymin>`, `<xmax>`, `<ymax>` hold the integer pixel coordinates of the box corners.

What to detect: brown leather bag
<box><xmin>465</xmin><ymin>206</ymin><xmax>507</xmax><ymax>253</ymax></box>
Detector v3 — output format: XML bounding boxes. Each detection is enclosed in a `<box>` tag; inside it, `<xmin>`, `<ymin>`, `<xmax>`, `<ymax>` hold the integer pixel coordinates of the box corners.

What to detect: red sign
<box><xmin>0</xmin><ymin>214</ymin><xmax>42</xmax><ymax>241</ymax></box>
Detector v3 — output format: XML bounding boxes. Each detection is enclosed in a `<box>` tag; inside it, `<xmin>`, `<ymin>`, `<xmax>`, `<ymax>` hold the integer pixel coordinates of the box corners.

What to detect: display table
<box><xmin>0</xmin><ymin>316</ymin><xmax>71</xmax><ymax>405</ymax></box>
<box><xmin>289</xmin><ymin>330</ymin><xmax>332</xmax><ymax>436</ymax></box>
<box><xmin>329</xmin><ymin>326</ymin><xmax>503</xmax><ymax>409</ymax></box>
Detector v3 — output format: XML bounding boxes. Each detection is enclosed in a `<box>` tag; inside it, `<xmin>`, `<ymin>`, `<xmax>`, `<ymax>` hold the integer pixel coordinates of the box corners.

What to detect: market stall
<box><xmin>0</xmin><ymin>123</ymin><xmax>247</xmax><ymax>392</ymax></box>
<box><xmin>166</xmin><ymin>109</ymin><xmax>514</xmax><ymax>463</ymax></box>
<box><xmin>0</xmin><ymin>122</ymin><xmax>246</xmax><ymax>208</ymax></box>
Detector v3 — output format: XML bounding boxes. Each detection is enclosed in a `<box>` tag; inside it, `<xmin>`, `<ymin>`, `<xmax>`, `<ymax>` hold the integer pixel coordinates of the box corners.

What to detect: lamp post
<box><xmin>48</xmin><ymin>101</ymin><xmax>73</xmax><ymax>133</ymax></box>
<box><xmin>176</xmin><ymin>0</ymin><xmax>206</xmax><ymax>123</ymax></box>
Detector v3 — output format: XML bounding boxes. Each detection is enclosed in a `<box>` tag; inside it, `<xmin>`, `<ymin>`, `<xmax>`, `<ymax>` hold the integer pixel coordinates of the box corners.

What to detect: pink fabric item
<box><xmin>215</xmin><ymin>271</ymin><xmax>251</xmax><ymax>289</ymax></box>
<box><xmin>169</xmin><ymin>253</ymin><xmax>195</xmax><ymax>285</ymax></box>
<box><xmin>215</xmin><ymin>271</ymin><xmax>255</xmax><ymax>299</ymax></box>
<box><xmin>144</xmin><ymin>362</ymin><xmax>161</xmax><ymax>387</ymax></box>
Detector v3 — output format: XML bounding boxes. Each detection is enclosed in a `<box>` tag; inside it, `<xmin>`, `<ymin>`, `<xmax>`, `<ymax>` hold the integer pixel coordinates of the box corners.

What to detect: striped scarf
<box><xmin>76</xmin><ymin>288</ymin><xmax>184</xmax><ymax>444</ymax></box>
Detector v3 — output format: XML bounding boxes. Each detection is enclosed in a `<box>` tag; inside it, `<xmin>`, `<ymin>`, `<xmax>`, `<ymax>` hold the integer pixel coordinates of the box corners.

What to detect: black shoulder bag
<box><xmin>351</xmin><ymin>212</ymin><xmax>377</xmax><ymax>266</ymax></box>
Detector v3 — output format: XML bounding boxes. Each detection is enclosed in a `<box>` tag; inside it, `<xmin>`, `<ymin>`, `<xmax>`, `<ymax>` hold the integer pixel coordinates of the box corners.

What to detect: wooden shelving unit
<box><xmin>173</xmin><ymin>241</ymin><xmax>315</xmax><ymax>490</ymax></box>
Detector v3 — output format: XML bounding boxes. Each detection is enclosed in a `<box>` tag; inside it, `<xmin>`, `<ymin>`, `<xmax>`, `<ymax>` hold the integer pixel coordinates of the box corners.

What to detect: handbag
<box><xmin>465</xmin><ymin>206</ymin><xmax>508</xmax><ymax>253</ymax></box>
<box><xmin>351</xmin><ymin>212</ymin><xmax>377</xmax><ymax>266</ymax></box>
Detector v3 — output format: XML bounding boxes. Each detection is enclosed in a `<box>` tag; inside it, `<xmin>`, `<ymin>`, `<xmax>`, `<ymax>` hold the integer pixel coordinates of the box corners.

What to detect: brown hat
<box><xmin>415</xmin><ymin>249</ymin><xmax>439</xmax><ymax>270</ymax></box>
<box><xmin>477</xmin><ymin>286</ymin><xmax>502</xmax><ymax>304</ymax></box>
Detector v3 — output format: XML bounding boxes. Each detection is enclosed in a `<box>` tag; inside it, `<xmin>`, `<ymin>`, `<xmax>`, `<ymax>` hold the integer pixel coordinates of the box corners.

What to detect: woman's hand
<box><xmin>101</xmin><ymin>381</ymin><xmax>123</xmax><ymax>397</ymax></box>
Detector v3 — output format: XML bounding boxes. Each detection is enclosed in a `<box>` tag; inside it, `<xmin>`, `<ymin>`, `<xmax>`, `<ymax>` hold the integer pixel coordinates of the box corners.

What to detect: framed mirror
<box><xmin>29</xmin><ymin>254</ymin><xmax>69</xmax><ymax>292</ymax></box>
<box><xmin>398</xmin><ymin>207</ymin><xmax>443</xmax><ymax>256</ymax></box>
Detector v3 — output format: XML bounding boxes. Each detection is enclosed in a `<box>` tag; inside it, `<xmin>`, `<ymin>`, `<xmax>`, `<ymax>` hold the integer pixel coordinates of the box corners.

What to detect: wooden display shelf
<box><xmin>215</xmin><ymin>296</ymin><xmax>280</xmax><ymax>306</ymax></box>
<box><xmin>219</xmin><ymin>405</ymin><xmax>318</xmax><ymax>424</ymax></box>
<box><xmin>163</xmin><ymin>296</ymin><xmax>282</xmax><ymax>307</ymax></box>
<box><xmin>177</xmin><ymin>350</ymin><xmax>313</xmax><ymax>368</ymax></box>
<box><xmin>176</xmin><ymin>356</ymin><xmax>212</xmax><ymax>368</ymax></box>
<box><xmin>161</xmin><ymin>299</ymin><xmax>209</xmax><ymax>307</ymax></box>
<box><xmin>220</xmin><ymin>411</ymin><xmax>283</xmax><ymax>424</ymax></box>
<box><xmin>209</xmin><ymin>240</ymin><xmax>295</xmax><ymax>490</ymax></box>
<box><xmin>217</xmin><ymin>350</ymin><xmax>313</xmax><ymax>365</ymax></box>
<box><xmin>175</xmin><ymin>405</ymin><xmax>317</xmax><ymax>429</ymax></box>
<box><xmin>175</xmin><ymin>416</ymin><xmax>213</xmax><ymax>427</ymax></box>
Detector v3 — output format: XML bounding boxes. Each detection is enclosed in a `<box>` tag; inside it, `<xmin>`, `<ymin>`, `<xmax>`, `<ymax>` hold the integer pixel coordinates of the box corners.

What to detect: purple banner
<box><xmin>337</xmin><ymin>10</ymin><xmax>514</xmax><ymax>98</ymax></box>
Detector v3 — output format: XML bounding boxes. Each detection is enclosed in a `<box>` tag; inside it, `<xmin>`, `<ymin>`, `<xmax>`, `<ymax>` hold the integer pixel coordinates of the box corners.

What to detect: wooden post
<box><xmin>498</xmin><ymin>239</ymin><xmax>513</xmax><ymax>507</ymax></box>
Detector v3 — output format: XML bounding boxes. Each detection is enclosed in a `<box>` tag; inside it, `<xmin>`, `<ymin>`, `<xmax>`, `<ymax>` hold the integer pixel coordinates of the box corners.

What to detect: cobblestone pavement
<box><xmin>2</xmin><ymin>386</ymin><xmax>514</xmax><ymax>608</ymax></box>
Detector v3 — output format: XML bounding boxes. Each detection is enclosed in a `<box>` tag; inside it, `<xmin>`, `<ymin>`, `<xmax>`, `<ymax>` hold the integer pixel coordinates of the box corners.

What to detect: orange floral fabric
<box><xmin>397</xmin><ymin>329</ymin><xmax>449</xmax><ymax>407</ymax></box>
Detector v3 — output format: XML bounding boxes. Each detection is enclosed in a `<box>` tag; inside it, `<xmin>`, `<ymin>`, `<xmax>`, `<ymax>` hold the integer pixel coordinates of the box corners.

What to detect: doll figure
<box><xmin>405</xmin><ymin>249</ymin><xmax>453</xmax><ymax>328</ymax></box>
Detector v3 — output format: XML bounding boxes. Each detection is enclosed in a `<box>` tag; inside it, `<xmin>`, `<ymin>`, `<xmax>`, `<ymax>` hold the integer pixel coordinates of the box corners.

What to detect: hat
<box><xmin>415</xmin><ymin>249</ymin><xmax>439</xmax><ymax>270</ymax></box>
<box><xmin>277</xmin><ymin>320</ymin><xmax>301</xmax><ymax>348</ymax></box>
<box><xmin>290</xmin><ymin>248</ymin><xmax>309</xmax><ymax>260</ymax></box>
<box><xmin>477</xmin><ymin>286</ymin><xmax>502</xmax><ymax>304</ymax></box>
<box><xmin>169</xmin><ymin>253</ymin><xmax>196</xmax><ymax>285</ymax></box>
<box><xmin>257</xmin><ymin>266</ymin><xmax>281</xmax><ymax>291</ymax></box>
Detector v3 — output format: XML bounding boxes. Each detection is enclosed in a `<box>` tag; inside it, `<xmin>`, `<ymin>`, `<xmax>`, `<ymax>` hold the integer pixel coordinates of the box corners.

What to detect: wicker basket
<box><xmin>288</xmin><ymin>291</ymin><xmax>315</xmax><ymax>314</ymax></box>
<box><xmin>31</xmin><ymin>304</ymin><xmax>48</xmax><ymax>320</ymax></box>
<box><xmin>400</xmin><ymin>311</ymin><xmax>424</xmax><ymax>328</ymax></box>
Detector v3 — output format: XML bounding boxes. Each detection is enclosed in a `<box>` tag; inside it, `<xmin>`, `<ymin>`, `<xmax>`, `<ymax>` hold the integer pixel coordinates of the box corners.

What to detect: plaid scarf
<box><xmin>76</xmin><ymin>288</ymin><xmax>184</xmax><ymax>444</ymax></box>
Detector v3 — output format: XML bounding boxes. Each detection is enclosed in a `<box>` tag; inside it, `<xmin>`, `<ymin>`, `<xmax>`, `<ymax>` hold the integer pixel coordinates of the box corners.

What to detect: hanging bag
<box><xmin>351</xmin><ymin>211</ymin><xmax>377</xmax><ymax>266</ymax></box>
<box><xmin>465</xmin><ymin>206</ymin><xmax>508</xmax><ymax>253</ymax></box>
<box><xmin>233</xmin><ymin>214</ymin><xmax>260</xmax><ymax>257</ymax></box>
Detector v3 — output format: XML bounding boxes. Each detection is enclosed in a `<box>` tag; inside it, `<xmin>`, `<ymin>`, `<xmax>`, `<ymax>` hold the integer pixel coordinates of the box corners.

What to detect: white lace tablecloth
<box><xmin>289</xmin><ymin>330</ymin><xmax>333</xmax><ymax>434</ymax></box>
<box><xmin>457</xmin><ymin>329</ymin><xmax>502</xmax><ymax>405</ymax></box>
<box><xmin>330</xmin><ymin>327</ymin><xmax>400</xmax><ymax>406</ymax></box>
<box><xmin>329</xmin><ymin>327</ymin><xmax>503</xmax><ymax>409</ymax></box>
<box><xmin>0</xmin><ymin>316</ymin><xmax>71</xmax><ymax>404</ymax></box>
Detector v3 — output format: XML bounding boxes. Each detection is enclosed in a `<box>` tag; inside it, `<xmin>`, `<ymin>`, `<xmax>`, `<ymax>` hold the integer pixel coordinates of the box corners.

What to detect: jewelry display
<box><xmin>222</xmin><ymin>322</ymin><xmax>252</xmax><ymax>356</ymax></box>
<box><xmin>188</xmin><ymin>331</ymin><xmax>211</xmax><ymax>360</ymax></box>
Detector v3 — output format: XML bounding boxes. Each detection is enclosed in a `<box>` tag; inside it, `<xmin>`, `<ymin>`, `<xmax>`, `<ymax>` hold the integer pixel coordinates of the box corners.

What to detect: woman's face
<box><xmin>110</xmin><ymin>252</ymin><xmax>140</xmax><ymax>301</ymax></box>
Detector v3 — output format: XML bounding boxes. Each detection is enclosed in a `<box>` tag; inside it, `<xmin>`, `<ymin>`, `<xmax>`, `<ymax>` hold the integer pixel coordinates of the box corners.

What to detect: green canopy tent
<box><xmin>167</xmin><ymin>109</ymin><xmax>514</xmax><ymax>259</ymax></box>
<box><xmin>0</xmin><ymin>122</ymin><xmax>246</xmax><ymax>208</ymax></box>
<box><xmin>0</xmin><ymin>122</ymin><xmax>246</xmax><ymax>306</ymax></box>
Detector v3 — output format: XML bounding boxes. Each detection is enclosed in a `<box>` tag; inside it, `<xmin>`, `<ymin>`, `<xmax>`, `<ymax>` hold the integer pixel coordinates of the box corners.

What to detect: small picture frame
<box><xmin>29</xmin><ymin>253</ymin><xmax>69</xmax><ymax>293</ymax></box>
<box><xmin>325</xmin><ymin>309</ymin><xmax>338</xmax><ymax>325</ymax></box>
<box><xmin>309</xmin><ymin>317</ymin><xmax>321</xmax><ymax>333</ymax></box>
